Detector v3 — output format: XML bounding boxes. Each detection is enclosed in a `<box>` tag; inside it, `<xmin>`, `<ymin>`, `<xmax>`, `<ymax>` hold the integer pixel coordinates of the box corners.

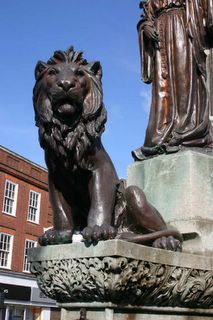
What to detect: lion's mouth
<box><xmin>57</xmin><ymin>103</ymin><xmax>76</xmax><ymax>114</ymax></box>
<box><xmin>52</xmin><ymin>98</ymin><xmax>83</xmax><ymax>125</ymax></box>
<box><xmin>50</xmin><ymin>89</ymin><xmax>84</xmax><ymax>123</ymax></box>
<box><xmin>52</xmin><ymin>95</ymin><xmax>81</xmax><ymax>113</ymax></box>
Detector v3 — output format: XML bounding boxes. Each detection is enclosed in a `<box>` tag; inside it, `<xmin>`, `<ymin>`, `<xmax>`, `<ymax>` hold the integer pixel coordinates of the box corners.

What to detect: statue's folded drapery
<box><xmin>135</xmin><ymin>0</ymin><xmax>213</xmax><ymax>159</ymax></box>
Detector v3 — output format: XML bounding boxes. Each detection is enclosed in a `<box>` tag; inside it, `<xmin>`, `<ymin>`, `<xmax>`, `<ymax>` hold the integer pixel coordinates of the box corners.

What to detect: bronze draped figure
<box><xmin>133</xmin><ymin>0</ymin><xmax>213</xmax><ymax>160</ymax></box>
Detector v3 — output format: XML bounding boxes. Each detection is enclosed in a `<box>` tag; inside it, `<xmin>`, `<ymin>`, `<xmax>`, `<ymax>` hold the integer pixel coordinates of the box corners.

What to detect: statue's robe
<box><xmin>137</xmin><ymin>0</ymin><xmax>213</xmax><ymax>156</ymax></box>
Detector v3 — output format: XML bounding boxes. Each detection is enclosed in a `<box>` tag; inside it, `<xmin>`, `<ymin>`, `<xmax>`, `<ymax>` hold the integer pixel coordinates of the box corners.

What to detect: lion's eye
<box><xmin>75</xmin><ymin>69</ymin><xmax>84</xmax><ymax>77</ymax></box>
<box><xmin>47</xmin><ymin>68</ymin><xmax>57</xmax><ymax>76</ymax></box>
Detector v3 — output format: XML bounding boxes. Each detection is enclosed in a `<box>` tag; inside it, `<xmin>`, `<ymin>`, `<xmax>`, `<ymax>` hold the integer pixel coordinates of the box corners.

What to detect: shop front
<box><xmin>0</xmin><ymin>278</ymin><xmax>59</xmax><ymax>320</ymax></box>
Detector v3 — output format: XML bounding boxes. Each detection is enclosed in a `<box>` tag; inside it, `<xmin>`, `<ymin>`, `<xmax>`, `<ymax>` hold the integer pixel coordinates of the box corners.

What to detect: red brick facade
<box><xmin>0</xmin><ymin>146</ymin><xmax>52</xmax><ymax>273</ymax></box>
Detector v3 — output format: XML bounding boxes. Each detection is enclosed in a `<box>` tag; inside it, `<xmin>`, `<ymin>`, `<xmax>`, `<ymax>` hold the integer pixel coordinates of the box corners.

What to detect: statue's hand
<box><xmin>142</xmin><ymin>21</ymin><xmax>159</xmax><ymax>44</ymax></box>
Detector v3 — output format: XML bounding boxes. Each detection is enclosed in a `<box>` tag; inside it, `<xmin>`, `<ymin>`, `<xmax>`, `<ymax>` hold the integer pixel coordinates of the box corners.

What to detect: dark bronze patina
<box><xmin>133</xmin><ymin>0</ymin><xmax>213</xmax><ymax>160</ymax></box>
<box><xmin>33</xmin><ymin>47</ymin><xmax>182</xmax><ymax>250</ymax></box>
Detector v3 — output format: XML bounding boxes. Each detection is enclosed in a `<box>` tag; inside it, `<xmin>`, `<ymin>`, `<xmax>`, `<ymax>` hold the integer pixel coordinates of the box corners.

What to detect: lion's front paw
<box><xmin>38</xmin><ymin>229</ymin><xmax>73</xmax><ymax>246</ymax></box>
<box><xmin>153</xmin><ymin>236</ymin><xmax>182</xmax><ymax>252</ymax></box>
<box><xmin>82</xmin><ymin>224</ymin><xmax>117</xmax><ymax>242</ymax></box>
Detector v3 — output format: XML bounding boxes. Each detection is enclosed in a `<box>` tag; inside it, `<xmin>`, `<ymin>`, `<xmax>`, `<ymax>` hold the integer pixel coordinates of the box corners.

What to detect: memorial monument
<box><xmin>29</xmin><ymin>2</ymin><xmax>213</xmax><ymax>319</ymax></box>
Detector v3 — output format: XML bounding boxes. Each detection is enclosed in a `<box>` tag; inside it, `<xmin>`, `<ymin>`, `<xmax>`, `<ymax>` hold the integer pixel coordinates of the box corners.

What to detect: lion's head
<box><xmin>33</xmin><ymin>47</ymin><xmax>107</xmax><ymax>169</ymax></box>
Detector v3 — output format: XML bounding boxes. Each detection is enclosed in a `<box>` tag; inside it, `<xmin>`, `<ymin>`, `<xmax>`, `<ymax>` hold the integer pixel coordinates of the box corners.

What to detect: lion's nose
<box><xmin>57</xmin><ymin>80</ymin><xmax>75</xmax><ymax>92</ymax></box>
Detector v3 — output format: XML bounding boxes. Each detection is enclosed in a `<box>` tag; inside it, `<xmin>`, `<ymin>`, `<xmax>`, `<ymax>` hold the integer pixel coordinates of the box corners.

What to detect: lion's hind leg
<box><xmin>125</xmin><ymin>186</ymin><xmax>167</xmax><ymax>232</ymax></box>
<box><xmin>117</xmin><ymin>186</ymin><xmax>182</xmax><ymax>251</ymax></box>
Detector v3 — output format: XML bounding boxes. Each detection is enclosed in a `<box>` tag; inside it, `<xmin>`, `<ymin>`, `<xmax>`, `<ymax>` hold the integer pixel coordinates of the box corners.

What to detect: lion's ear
<box><xmin>35</xmin><ymin>61</ymin><xmax>48</xmax><ymax>80</ymax></box>
<box><xmin>87</xmin><ymin>61</ymin><xmax>102</xmax><ymax>81</ymax></box>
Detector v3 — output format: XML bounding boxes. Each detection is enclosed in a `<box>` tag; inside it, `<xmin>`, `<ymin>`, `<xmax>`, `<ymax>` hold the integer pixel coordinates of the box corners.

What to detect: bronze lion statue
<box><xmin>33</xmin><ymin>47</ymin><xmax>182</xmax><ymax>251</ymax></box>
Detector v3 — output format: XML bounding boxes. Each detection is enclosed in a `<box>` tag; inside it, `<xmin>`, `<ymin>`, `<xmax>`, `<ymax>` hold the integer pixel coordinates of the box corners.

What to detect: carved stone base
<box><xmin>127</xmin><ymin>150</ymin><xmax>213</xmax><ymax>254</ymax></box>
<box><xmin>29</xmin><ymin>240</ymin><xmax>213</xmax><ymax>310</ymax></box>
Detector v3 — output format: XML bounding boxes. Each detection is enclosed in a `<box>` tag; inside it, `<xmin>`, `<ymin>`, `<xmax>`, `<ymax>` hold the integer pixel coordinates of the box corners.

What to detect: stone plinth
<box><xmin>127</xmin><ymin>151</ymin><xmax>213</xmax><ymax>254</ymax></box>
<box><xmin>60</xmin><ymin>305</ymin><xmax>213</xmax><ymax>320</ymax></box>
<box><xmin>29</xmin><ymin>240</ymin><xmax>213</xmax><ymax>314</ymax></box>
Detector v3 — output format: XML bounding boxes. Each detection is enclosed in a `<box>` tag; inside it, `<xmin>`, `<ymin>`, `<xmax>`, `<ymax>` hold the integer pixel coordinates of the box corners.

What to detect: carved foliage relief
<box><xmin>30</xmin><ymin>257</ymin><xmax>213</xmax><ymax>308</ymax></box>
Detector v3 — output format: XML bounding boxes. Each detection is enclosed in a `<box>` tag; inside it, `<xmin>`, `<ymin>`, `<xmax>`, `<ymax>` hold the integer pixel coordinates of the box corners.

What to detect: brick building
<box><xmin>0</xmin><ymin>145</ymin><xmax>60</xmax><ymax>320</ymax></box>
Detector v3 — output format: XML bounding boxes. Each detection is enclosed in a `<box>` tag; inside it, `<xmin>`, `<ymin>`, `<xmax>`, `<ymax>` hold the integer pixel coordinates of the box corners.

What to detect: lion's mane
<box><xmin>33</xmin><ymin>47</ymin><xmax>107</xmax><ymax>170</ymax></box>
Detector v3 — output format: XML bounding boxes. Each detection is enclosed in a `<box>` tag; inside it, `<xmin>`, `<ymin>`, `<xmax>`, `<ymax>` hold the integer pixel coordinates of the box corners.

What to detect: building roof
<box><xmin>0</xmin><ymin>145</ymin><xmax>47</xmax><ymax>172</ymax></box>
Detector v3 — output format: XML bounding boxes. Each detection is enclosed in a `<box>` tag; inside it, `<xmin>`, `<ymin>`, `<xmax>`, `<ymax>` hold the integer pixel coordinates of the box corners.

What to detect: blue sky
<box><xmin>0</xmin><ymin>1</ymin><xmax>151</xmax><ymax>178</ymax></box>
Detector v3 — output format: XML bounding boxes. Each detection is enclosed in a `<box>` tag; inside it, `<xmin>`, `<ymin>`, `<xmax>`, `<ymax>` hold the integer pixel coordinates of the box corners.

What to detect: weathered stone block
<box><xmin>127</xmin><ymin>151</ymin><xmax>213</xmax><ymax>254</ymax></box>
<box><xmin>60</xmin><ymin>305</ymin><xmax>213</xmax><ymax>320</ymax></box>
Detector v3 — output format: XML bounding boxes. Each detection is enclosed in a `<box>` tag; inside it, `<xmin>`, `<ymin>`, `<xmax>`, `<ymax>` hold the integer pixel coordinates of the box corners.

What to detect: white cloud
<box><xmin>140</xmin><ymin>88</ymin><xmax>151</xmax><ymax>114</ymax></box>
<box><xmin>110</xmin><ymin>103</ymin><xmax>125</xmax><ymax>121</ymax></box>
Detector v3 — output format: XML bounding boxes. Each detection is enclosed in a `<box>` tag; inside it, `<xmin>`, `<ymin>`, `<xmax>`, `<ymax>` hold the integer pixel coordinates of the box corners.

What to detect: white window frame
<box><xmin>0</xmin><ymin>232</ymin><xmax>13</xmax><ymax>269</ymax></box>
<box><xmin>23</xmin><ymin>239</ymin><xmax>37</xmax><ymax>272</ymax></box>
<box><xmin>27</xmin><ymin>190</ymin><xmax>41</xmax><ymax>224</ymax></box>
<box><xmin>2</xmin><ymin>180</ymin><xmax>18</xmax><ymax>216</ymax></box>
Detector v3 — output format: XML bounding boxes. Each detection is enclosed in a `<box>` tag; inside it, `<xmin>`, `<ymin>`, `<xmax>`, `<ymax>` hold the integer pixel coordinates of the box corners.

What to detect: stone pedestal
<box><xmin>127</xmin><ymin>151</ymin><xmax>213</xmax><ymax>254</ymax></box>
<box><xmin>60</xmin><ymin>304</ymin><xmax>213</xmax><ymax>320</ymax></box>
<box><xmin>29</xmin><ymin>240</ymin><xmax>213</xmax><ymax>320</ymax></box>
